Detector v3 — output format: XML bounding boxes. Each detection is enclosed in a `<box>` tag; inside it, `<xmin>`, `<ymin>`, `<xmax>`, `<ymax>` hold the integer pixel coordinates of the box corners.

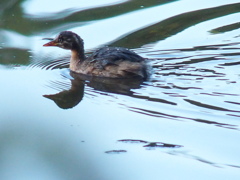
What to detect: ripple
<box><xmin>44</xmin><ymin>80</ymin><xmax>71</xmax><ymax>92</ymax></box>
<box><xmin>118</xmin><ymin>139</ymin><xmax>182</xmax><ymax>148</ymax></box>
<box><xmin>184</xmin><ymin>99</ymin><xmax>240</xmax><ymax>113</ymax></box>
<box><xmin>128</xmin><ymin>107</ymin><xmax>239</xmax><ymax>130</ymax></box>
<box><xmin>28</xmin><ymin>57</ymin><xmax>68</xmax><ymax>70</ymax></box>
<box><xmin>105</xmin><ymin>150</ymin><xmax>127</xmax><ymax>154</ymax></box>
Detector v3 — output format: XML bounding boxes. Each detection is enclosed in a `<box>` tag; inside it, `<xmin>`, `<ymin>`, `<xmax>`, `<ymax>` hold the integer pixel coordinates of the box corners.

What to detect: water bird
<box><xmin>43</xmin><ymin>31</ymin><xmax>148</xmax><ymax>79</ymax></box>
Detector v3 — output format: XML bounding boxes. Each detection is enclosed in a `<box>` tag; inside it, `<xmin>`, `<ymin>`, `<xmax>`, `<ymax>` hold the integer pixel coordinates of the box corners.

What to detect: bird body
<box><xmin>43</xmin><ymin>31</ymin><xmax>148</xmax><ymax>79</ymax></box>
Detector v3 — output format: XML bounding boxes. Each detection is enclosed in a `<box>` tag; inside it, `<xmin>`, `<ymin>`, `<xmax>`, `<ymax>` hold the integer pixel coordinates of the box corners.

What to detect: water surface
<box><xmin>1</xmin><ymin>0</ymin><xmax>240</xmax><ymax>179</ymax></box>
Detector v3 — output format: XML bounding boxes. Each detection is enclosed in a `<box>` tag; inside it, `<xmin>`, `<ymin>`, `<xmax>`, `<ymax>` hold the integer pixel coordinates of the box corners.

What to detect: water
<box><xmin>1</xmin><ymin>0</ymin><xmax>240</xmax><ymax>179</ymax></box>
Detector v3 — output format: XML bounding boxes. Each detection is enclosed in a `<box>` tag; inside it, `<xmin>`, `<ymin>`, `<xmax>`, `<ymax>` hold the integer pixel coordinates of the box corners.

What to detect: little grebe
<box><xmin>43</xmin><ymin>31</ymin><xmax>148</xmax><ymax>79</ymax></box>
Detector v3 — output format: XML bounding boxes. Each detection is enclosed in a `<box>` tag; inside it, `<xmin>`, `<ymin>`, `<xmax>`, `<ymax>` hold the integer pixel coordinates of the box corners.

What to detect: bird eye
<box><xmin>58</xmin><ymin>38</ymin><xmax>63</xmax><ymax>43</ymax></box>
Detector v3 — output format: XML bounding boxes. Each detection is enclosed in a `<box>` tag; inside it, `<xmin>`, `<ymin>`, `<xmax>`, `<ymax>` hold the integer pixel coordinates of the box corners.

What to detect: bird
<box><xmin>43</xmin><ymin>31</ymin><xmax>148</xmax><ymax>79</ymax></box>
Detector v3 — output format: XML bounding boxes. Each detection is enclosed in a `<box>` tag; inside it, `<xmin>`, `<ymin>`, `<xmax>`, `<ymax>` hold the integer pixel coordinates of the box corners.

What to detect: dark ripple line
<box><xmin>226</xmin><ymin>164</ymin><xmax>240</xmax><ymax>169</ymax></box>
<box><xmin>155</xmin><ymin>72</ymin><xmax>224</xmax><ymax>78</ymax></box>
<box><xmin>129</xmin><ymin>107</ymin><xmax>239</xmax><ymax>130</ymax></box>
<box><xmin>225</xmin><ymin>101</ymin><xmax>240</xmax><ymax>105</ymax></box>
<box><xmin>45</xmin><ymin>80</ymin><xmax>70</xmax><ymax>91</ymax></box>
<box><xmin>200</xmin><ymin>93</ymin><xmax>221</xmax><ymax>97</ymax></box>
<box><xmin>213</xmin><ymin>92</ymin><xmax>240</xmax><ymax>96</ymax></box>
<box><xmin>131</xmin><ymin>94</ymin><xmax>177</xmax><ymax>105</ymax></box>
<box><xmin>227</xmin><ymin>114</ymin><xmax>240</xmax><ymax>118</ymax></box>
<box><xmin>137</xmin><ymin>42</ymin><xmax>240</xmax><ymax>55</ymax></box>
<box><xmin>29</xmin><ymin>58</ymin><xmax>68</xmax><ymax>70</ymax></box>
<box><xmin>184</xmin><ymin>99</ymin><xmax>240</xmax><ymax>113</ymax></box>
<box><xmin>219</xmin><ymin>61</ymin><xmax>240</xmax><ymax>66</ymax></box>
<box><xmin>129</xmin><ymin>107</ymin><xmax>181</xmax><ymax>120</ymax></box>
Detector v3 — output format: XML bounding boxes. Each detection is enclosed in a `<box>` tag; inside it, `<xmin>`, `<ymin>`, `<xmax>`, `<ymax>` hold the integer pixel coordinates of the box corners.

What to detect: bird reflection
<box><xmin>43</xmin><ymin>71</ymin><xmax>143</xmax><ymax>109</ymax></box>
<box><xmin>43</xmin><ymin>77</ymin><xmax>85</xmax><ymax>109</ymax></box>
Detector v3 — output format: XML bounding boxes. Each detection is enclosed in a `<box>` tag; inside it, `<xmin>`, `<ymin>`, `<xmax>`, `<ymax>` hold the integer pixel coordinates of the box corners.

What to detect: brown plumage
<box><xmin>43</xmin><ymin>31</ymin><xmax>148</xmax><ymax>79</ymax></box>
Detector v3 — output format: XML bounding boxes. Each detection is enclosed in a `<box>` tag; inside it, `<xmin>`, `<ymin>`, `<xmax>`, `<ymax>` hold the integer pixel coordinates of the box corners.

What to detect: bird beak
<box><xmin>42</xmin><ymin>38</ymin><xmax>58</xmax><ymax>46</ymax></box>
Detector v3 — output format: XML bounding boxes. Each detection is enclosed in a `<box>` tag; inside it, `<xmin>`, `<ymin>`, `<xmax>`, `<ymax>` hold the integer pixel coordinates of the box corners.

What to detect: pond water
<box><xmin>1</xmin><ymin>0</ymin><xmax>240</xmax><ymax>179</ymax></box>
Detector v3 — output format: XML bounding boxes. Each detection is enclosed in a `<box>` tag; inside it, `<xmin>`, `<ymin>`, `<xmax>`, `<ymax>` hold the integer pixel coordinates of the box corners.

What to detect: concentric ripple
<box><xmin>28</xmin><ymin>57</ymin><xmax>69</xmax><ymax>70</ymax></box>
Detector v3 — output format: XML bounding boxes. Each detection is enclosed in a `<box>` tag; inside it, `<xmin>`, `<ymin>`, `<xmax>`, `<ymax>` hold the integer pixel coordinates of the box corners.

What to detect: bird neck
<box><xmin>70</xmin><ymin>48</ymin><xmax>86</xmax><ymax>71</ymax></box>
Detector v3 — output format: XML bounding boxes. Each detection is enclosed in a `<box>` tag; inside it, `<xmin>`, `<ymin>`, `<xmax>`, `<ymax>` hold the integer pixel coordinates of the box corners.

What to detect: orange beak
<box><xmin>43</xmin><ymin>40</ymin><xmax>58</xmax><ymax>47</ymax></box>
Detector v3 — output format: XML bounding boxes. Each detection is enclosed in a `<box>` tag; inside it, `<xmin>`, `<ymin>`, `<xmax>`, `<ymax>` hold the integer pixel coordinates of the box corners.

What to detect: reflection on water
<box><xmin>118</xmin><ymin>139</ymin><xmax>183</xmax><ymax>148</ymax></box>
<box><xmin>111</xmin><ymin>2</ymin><xmax>240</xmax><ymax>48</ymax></box>
<box><xmin>43</xmin><ymin>72</ymin><xmax>144</xmax><ymax>109</ymax></box>
<box><xmin>1</xmin><ymin>0</ymin><xmax>240</xmax><ymax>179</ymax></box>
<box><xmin>43</xmin><ymin>79</ymin><xmax>85</xmax><ymax>109</ymax></box>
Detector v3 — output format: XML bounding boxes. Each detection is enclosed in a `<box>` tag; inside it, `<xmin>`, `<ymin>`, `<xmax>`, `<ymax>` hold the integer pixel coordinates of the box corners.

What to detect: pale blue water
<box><xmin>1</xmin><ymin>0</ymin><xmax>240</xmax><ymax>179</ymax></box>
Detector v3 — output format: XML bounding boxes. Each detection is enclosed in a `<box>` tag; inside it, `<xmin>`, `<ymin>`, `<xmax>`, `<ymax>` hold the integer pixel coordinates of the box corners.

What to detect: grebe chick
<box><xmin>43</xmin><ymin>31</ymin><xmax>148</xmax><ymax>79</ymax></box>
